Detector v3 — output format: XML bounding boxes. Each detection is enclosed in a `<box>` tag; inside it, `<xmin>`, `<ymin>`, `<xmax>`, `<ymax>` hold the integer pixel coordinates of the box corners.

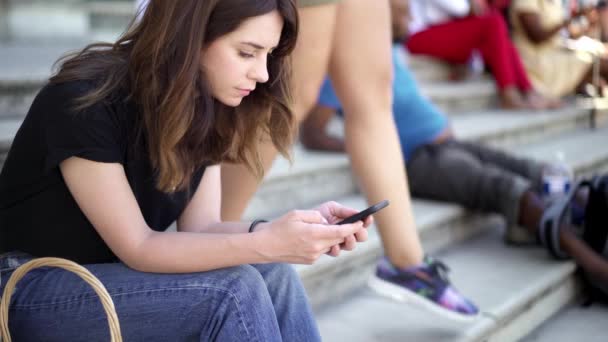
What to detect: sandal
<box><xmin>539</xmin><ymin>180</ymin><xmax>591</xmax><ymax>259</ymax></box>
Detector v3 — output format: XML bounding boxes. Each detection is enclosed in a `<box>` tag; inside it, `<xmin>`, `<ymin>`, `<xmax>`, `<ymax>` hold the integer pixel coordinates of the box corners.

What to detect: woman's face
<box><xmin>201</xmin><ymin>10</ymin><xmax>284</xmax><ymax>107</ymax></box>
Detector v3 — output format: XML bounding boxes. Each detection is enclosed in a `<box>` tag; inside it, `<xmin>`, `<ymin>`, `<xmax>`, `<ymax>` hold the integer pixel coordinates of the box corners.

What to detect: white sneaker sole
<box><xmin>367</xmin><ymin>275</ymin><xmax>480</xmax><ymax>323</ymax></box>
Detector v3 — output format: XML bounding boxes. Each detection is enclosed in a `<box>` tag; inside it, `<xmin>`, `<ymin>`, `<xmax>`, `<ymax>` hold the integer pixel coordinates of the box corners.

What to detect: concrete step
<box><xmin>294</xmin><ymin>124</ymin><xmax>608</xmax><ymax>310</ymax></box>
<box><xmin>0</xmin><ymin>118</ymin><xmax>20</xmax><ymax>165</ymax></box>
<box><xmin>419</xmin><ymin>78</ymin><xmax>498</xmax><ymax>113</ymax></box>
<box><xmin>314</xmin><ymin>226</ymin><xmax>581</xmax><ymax>342</ymax></box>
<box><xmin>0</xmin><ymin>105</ymin><xmax>601</xmax><ymax>213</ymax></box>
<box><xmin>244</xmin><ymin>106</ymin><xmax>599</xmax><ymax>219</ymax></box>
<box><xmin>405</xmin><ymin>53</ymin><xmax>490</xmax><ymax>86</ymax></box>
<box><xmin>3</xmin><ymin>90</ymin><xmax>583</xmax><ymax>154</ymax></box>
<box><xmin>86</xmin><ymin>1</ymin><xmax>136</xmax><ymax>42</ymax></box>
<box><xmin>0</xmin><ymin>77</ymin><xmax>500</xmax><ymax>120</ymax></box>
<box><xmin>406</xmin><ymin>54</ymin><xmax>453</xmax><ymax>83</ymax></box>
<box><xmin>522</xmin><ymin>303</ymin><xmax>608</xmax><ymax>342</ymax></box>
<box><xmin>454</xmin><ymin>106</ymin><xmax>594</xmax><ymax>149</ymax></box>
<box><xmin>0</xmin><ymin>44</ymin><xmax>82</xmax><ymax>119</ymax></box>
<box><xmin>1</xmin><ymin>1</ymin><xmax>135</xmax><ymax>43</ymax></box>
<box><xmin>0</xmin><ymin>44</ymin><xmax>500</xmax><ymax>118</ymax></box>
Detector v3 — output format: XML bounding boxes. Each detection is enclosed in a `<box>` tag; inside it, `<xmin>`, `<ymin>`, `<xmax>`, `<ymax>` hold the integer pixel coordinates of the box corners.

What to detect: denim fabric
<box><xmin>0</xmin><ymin>253</ymin><xmax>320</xmax><ymax>342</ymax></box>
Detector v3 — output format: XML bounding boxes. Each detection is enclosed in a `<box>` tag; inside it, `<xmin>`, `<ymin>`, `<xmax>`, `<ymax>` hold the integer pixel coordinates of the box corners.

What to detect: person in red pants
<box><xmin>406</xmin><ymin>0</ymin><xmax>557</xmax><ymax>109</ymax></box>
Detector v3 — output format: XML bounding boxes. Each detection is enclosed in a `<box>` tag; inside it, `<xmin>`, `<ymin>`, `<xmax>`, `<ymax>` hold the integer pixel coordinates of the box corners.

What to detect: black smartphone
<box><xmin>337</xmin><ymin>200</ymin><xmax>390</xmax><ymax>225</ymax></box>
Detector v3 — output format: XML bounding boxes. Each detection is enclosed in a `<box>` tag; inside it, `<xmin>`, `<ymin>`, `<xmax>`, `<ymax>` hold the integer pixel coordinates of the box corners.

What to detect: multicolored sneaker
<box><xmin>368</xmin><ymin>256</ymin><xmax>479</xmax><ymax>322</ymax></box>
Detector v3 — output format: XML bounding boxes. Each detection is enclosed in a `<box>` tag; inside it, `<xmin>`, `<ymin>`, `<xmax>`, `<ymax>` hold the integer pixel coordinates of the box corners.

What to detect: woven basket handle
<box><xmin>0</xmin><ymin>257</ymin><xmax>122</xmax><ymax>342</ymax></box>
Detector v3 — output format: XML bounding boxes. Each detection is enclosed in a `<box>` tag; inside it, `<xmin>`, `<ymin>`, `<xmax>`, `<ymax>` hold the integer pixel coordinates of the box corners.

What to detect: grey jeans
<box><xmin>406</xmin><ymin>140</ymin><xmax>544</xmax><ymax>226</ymax></box>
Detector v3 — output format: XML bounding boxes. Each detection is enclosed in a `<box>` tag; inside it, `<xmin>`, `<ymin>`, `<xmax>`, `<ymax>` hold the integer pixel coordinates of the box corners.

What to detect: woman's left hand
<box><xmin>313</xmin><ymin>201</ymin><xmax>372</xmax><ymax>257</ymax></box>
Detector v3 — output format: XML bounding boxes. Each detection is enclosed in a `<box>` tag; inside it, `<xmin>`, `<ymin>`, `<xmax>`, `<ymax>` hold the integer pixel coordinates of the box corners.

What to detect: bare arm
<box><xmin>517</xmin><ymin>7</ymin><xmax>596</xmax><ymax>44</ymax></box>
<box><xmin>517</xmin><ymin>11</ymin><xmax>569</xmax><ymax>44</ymax></box>
<box><xmin>60</xmin><ymin>157</ymin><xmax>365</xmax><ymax>273</ymax></box>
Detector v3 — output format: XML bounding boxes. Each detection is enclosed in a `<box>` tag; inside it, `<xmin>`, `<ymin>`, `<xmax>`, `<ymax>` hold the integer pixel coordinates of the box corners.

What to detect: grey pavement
<box><xmin>0</xmin><ymin>43</ymin><xmax>95</xmax><ymax>82</ymax></box>
<box><xmin>523</xmin><ymin>303</ymin><xmax>608</xmax><ymax>342</ymax></box>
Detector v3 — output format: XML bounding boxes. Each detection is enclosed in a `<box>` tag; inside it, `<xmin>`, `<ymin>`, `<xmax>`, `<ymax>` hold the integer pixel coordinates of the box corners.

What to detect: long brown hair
<box><xmin>50</xmin><ymin>0</ymin><xmax>298</xmax><ymax>192</ymax></box>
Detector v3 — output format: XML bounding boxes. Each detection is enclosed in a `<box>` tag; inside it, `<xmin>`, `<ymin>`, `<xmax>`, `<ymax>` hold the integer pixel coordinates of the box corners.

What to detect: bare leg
<box><xmin>560</xmin><ymin>228</ymin><xmax>608</xmax><ymax>285</ymax></box>
<box><xmin>519</xmin><ymin>191</ymin><xmax>608</xmax><ymax>285</ymax></box>
<box><xmin>500</xmin><ymin>85</ymin><xmax>529</xmax><ymax>109</ymax></box>
<box><xmin>221</xmin><ymin>4</ymin><xmax>338</xmax><ymax>220</ymax></box>
<box><xmin>329</xmin><ymin>0</ymin><xmax>423</xmax><ymax>267</ymax></box>
<box><xmin>300</xmin><ymin>105</ymin><xmax>345</xmax><ymax>152</ymax></box>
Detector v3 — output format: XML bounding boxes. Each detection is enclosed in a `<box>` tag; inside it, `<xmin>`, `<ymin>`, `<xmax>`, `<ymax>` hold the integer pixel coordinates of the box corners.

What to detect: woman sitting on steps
<box><xmin>0</xmin><ymin>1</ymin><xmax>371</xmax><ymax>340</ymax></box>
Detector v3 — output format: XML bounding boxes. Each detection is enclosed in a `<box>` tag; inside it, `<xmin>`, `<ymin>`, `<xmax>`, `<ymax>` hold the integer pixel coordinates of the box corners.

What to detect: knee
<box><xmin>223</xmin><ymin>265</ymin><xmax>270</xmax><ymax>298</ymax></box>
<box><xmin>483</xmin><ymin>12</ymin><xmax>508</xmax><ymax>35</ymax></box>
<box><xmin>261</xmin><ymin>263</ymin><xmax>300</xmax><ymax>286</ymax></box>
<box><xmin>368</xmin><ymin>66</ymin><xmax>394</xmax><ymax>105</ymax></box>
<box><xmin>295</xmin><ymin>81</ymin><xmax>326</xmax><ymax>122</ymax></box>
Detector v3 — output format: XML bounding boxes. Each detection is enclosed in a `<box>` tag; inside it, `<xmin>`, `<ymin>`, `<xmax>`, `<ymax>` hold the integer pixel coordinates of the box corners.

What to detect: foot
<box><xmin>525</xmin><ymin>90</ymin><xmax>562</xmax><ymax>110</ymax></box>
<box><xmin>368</xmin><ymin>256</ymin><xmax>479</xmax><ymax>322</ymax></box>
<box><xmin>448</xmin><ymin>64</ymin><xmax>470</xmax><ymax>81</ymax></box>
<box><xmin>500</xmin><ymin>87</ymin><xmax>529</xmax><ymax>110</ymax></box>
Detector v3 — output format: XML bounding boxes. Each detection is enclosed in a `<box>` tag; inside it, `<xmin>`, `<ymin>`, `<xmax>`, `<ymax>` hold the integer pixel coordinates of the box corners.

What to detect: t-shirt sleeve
<box><xmin>511</xmin><ymin>0</ymin><xmax>541</xmax><ymax>13</ymax></box>
<box><xmin>41</xmin><ymin>82</ymin><xmax>125</xmax><ymax>171</ymax></box>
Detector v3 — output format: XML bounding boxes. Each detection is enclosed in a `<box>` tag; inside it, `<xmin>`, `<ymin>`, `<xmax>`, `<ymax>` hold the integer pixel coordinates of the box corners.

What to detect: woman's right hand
<box><xmin>253</xmin><ymin>210</ymin><xmax>365</xmax><ymax>265</ymax></box>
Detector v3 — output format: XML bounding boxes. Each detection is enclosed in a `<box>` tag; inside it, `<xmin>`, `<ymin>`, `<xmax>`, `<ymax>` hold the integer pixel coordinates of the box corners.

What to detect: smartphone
<box><xmin>337</xmin><ymin>200</ymin><xmax>390</xmax><ymax>225</ymax></box>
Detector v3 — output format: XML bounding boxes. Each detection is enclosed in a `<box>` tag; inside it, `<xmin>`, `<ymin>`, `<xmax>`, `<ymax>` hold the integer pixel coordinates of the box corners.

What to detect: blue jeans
<box><xmin>0</xmin><ymin>252</ymin><xmax>321</xmax><ymax>341</ymax></box>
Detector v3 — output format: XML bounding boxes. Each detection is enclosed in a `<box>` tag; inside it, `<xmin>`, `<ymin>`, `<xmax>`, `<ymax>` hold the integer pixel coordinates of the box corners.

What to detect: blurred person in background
<box><xmin>302</xmin><ymin>0</ymin><xmax>608</xmax><ymax>300</ymax></box>
<box><xmin>511</xmin><ymin>0</ymin><xmax>608</xmax><ymax>99</ymax></box>
<box><xmin>405</xmin><ymin>0</ymin><xmax>557</xmax><ymax>109</ymax></box>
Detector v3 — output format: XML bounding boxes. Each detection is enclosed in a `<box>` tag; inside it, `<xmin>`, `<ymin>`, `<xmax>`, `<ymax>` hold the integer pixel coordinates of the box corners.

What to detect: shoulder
<box><xmin>30</xmin><ymin>80</ymin><xmax>100</xmax><ymax>122</ymax></box>
<box><xmin>36</xmin><ymin>79</ymin><xmax>97</xmax><ymax>106</ymax></box>
<box><xmin>511</xmin><ymin>0</ymin><xmax>541</xmax><ymax>11</ymax></box>
<box><xmin>33</xmin><ymin>79</ymin><xmax>132</xmax><ymax>129</ymax></box>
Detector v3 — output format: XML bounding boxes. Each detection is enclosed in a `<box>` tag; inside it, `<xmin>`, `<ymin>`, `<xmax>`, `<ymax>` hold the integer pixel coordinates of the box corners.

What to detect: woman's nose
<box><xmin>250</xmin><ymin>57</ymin><xmax>269</xmax><ymax>83</ymax></box>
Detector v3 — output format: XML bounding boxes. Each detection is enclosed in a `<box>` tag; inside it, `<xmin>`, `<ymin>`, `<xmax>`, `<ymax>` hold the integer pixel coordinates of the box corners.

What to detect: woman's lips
<box><xmin>237</xmin><ymin>88</ymin><xmax>253</xmax><ymax>96</ymax></box>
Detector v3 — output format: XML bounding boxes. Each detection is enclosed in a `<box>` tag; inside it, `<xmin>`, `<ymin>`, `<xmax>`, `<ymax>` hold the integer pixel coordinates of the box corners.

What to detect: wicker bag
<box><xmin>0</xmin><ymin>257</ymin><xmax>122</xmax><ymax>341</ymax></box>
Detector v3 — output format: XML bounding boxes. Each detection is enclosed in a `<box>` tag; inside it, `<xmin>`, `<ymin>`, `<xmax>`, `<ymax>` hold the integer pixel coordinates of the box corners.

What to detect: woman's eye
<box><xmin>239</xmin><ymin>51</ymin><xmax>255</xmax><ymax>58</ymax></box>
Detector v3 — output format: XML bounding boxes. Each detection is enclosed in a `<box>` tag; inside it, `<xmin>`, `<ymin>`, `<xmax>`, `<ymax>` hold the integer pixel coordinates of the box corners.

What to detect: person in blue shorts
<box><xmin>304</xmin><ymin>0</ymin><xmax>608</xmax><ymax>305</ymax></box>
<box><xmin>301</xmin><ymin>0</ymin><xmax>549</xmax><ymax>245</ymax></box>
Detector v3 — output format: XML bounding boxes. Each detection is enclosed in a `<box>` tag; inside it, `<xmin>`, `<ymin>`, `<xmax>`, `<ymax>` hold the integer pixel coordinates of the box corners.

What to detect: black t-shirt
<box><xmin>0</xmin><ymin>80</ymin><xmax>205</xmax><ymax>264</ymax></box>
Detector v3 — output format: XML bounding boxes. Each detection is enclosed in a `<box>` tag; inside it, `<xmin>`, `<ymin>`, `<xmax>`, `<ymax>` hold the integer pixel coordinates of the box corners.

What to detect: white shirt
<box><xmin>408</xmin><ymin>0</ymin><xmax>471</xmax><ymax>35</ymax></box>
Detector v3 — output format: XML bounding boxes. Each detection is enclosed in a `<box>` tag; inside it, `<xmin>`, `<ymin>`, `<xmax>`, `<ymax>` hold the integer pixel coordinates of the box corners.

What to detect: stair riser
<box><xmin>412</xmin><ymin>68</ymin><xmax>451</xmax><ymax>83</ymax></box>
<box><xmin>434</xmin><ymin>95</ymin><xmax>497</xmax><ymax>113</ymax></box>
<box><xmin>482</xmin><ymin>278</ymin><xmax>581</xmax><ymax>342</ymax></box>
<box><xmin>248</xmin><ymin>115</ymin><xmax>597</xmax><ymax>220</ymax></box>
<box><xmin>0</xmin><ymin>88</ymin><xmax>39</xmax><ymax>119</ymax></box>
<box><xmin>300</xmin><ymin>152</ymin><xmax>608</xmax><ymax>309</ymax></box>
<box><xmin>243</xmin><ymin>167</ymin><xmax>357</xmax><ymax>220</ymax></box>
<box><xmin>482</xmin><ymin>111</ymin><xmax>594</xmax><ymax>150</ymax></box>
<box><xmin>2</xmin><ymin>2</ymin><xmax>133</xmax><ymax>41</ymax></box>
<box><xmin>0</xmin><ymin>88</ymin><xmax>497</xmax><ymax>117</ymax></box>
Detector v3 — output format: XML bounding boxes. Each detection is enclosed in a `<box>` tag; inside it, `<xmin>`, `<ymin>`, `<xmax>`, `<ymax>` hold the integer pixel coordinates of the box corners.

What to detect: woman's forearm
<box><xmin>126</xmin><ymin>229</ymin><xmax>270</xmax><ymax>273</ymax></box>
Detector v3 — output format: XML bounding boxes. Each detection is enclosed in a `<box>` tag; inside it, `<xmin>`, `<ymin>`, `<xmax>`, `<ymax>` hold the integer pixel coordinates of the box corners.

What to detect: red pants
<box><xmin>406</xmin><ymin>12</ymin><xmax>531</xmax><ymax>91</ymax></box>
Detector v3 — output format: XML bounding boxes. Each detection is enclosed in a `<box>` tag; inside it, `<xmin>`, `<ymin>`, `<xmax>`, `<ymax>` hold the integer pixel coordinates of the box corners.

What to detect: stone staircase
<box><xmin>240</xmin><ymin>59</ymin><xmax>608</xmax><ymax>339</ymax></box>
<box><xmin>2</xmin><ymin>7</ymin><xmax>608</xmax><ymax>339</ymax></box>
